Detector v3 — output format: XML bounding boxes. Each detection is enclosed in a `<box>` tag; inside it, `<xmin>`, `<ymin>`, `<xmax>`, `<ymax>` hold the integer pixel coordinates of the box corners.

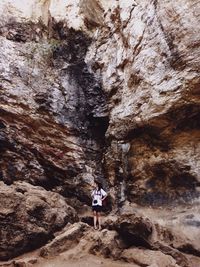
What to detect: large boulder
<box><xmin>121</xmin><ymin>247</ymin><xmax>178</xmax><ymax>267</ymax></box>
<box><xmin>114</xmin><ymin>214</ymin><xmax>153</xmax><ymax>248</ymax></box>
<box><xmin>0</xmin><ymin>181</ymin><xmax>77</xmax><ymax>260</ymax></box>
<box><xmin>40</xmin><ymin>222</ymin><xmax>90</xmax><ymax>257</ymax></box>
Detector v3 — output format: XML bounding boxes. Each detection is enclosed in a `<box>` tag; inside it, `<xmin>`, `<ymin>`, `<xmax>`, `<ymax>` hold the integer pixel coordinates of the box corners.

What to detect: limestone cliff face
<box><xmin>0</xmin><ymin>0</ymin><xmax>200</xmax><ymax>265</ymax></box>
<box><xmin>86</xmin><ymin>0</ymin><xmax>200</xmax><ymax>206</ymax></box>
<box><xmin>0</xmin><ymin>0</ymin><xmax>109</xmax><ymax>205</ymax></box>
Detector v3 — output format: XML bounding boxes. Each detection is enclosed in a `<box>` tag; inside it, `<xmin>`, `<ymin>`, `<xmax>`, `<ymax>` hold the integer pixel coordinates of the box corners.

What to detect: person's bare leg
<box><xmin>93</xmin><ymin>211</ymin><xmax>97</xmax><ymax>229</ymax></box>
<box><xmin>97</xmin><ymin>212</ymin><xmax>101</xmax><ymax>230</ymax></box>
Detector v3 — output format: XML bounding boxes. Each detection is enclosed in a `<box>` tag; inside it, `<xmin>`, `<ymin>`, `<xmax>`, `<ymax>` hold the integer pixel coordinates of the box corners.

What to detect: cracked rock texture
<box><xmin>87</xmin><ymin>0</ymin><xmax>200</xmax><ymax>206</ymax></box>
<box><xmin>0</xmin><ymin>0</ymin><xmax>200</xmax><ymax>266</ymax></box>
<box><xmin>0</xmin><ymin>181</ymin><xmax>77</xmax><ymax>260</ymax></box>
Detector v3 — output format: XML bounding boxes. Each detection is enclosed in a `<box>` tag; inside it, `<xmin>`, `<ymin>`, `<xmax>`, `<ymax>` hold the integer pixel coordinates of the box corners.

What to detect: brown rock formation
<box><xmin>0</xmin><ymin>181</ymin><xmax>77</xmax><ymax>260</ymax></box>
<box><xmin>0</xmin><ymin>0</ymin><xmax>200</xmax><ymax>266</ymax></box>
<box><xmin>0</xmin><ymin>19</ymin><xmax>108</xmax><ymax>206</ymax></box>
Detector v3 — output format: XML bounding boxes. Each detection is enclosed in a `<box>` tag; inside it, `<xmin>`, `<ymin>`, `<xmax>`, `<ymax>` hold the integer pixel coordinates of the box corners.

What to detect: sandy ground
<box><xmin>0</xmin><ymin>254</ymin><xmax>138</xmax><ymax>267</ymax></box>
<box><xmin>0</xmin><ymin>238</ymin><xmax>138</xmax><ymax>267</ymax></box>
<box><xmin>33</xmin><ymin>254</ymin><xmax>138</xmax><ymax>267</ymax></box>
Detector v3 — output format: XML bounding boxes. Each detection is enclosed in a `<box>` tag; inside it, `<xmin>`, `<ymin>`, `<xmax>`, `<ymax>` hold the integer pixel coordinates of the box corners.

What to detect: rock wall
<box><xmin>0</xmin><ymin>0</ymin><xmax>109</xmax><ymax>258</ymax></box>
<box><xmin>0</xmin><ymin>0</ymin><xmax>200</xmax><ymax>264</ymax></box>
<box><xmin>86</xmin><ymin>0</ymin><xmax>200</xmax><ymax>206</ymax></box>
<box><xmin>0</xmin><ymin>0</ymin><xmax>109</xmax><ymax>202</ymax></box>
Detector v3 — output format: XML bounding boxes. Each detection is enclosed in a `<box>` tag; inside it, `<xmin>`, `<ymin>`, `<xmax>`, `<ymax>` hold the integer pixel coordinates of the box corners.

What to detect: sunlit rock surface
<box><xmin>0</xmin><ymin>0</ymin><xmax>200</xmax><ymax>266</ymax></box>
<box><xmin>87</xmin><ymin>0</ymin><xmax>200</xmax><ymax>206</ymax></box>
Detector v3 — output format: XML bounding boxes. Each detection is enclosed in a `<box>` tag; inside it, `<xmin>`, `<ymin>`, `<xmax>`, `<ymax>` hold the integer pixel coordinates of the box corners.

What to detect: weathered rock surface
<box><xmin>121</xmin><ymin>248</ymin><xmax>179</xmax><ymax>267</ymax></box>
<box><xmin>0</xmin><ymin>0</ymin><xmax>200</xmax><ymax>266</ymax></box>
<box><xmin>0</xmin><ymin>4</ymin><xmax>108</xmax><ymax>210</ymax></box>
<box><xmin>0</xmin><ymin>0</ymin><xmax>109</xmax><ymax>260</ymax></box>
<box><xmin>88</xmin><ymin>0</ymin><xmax>200</xmax><ymax>206</ymax></box>
<box><xmin>40</xmin><ymin>222</ymin><xmax>90</xmax><ymax>257</ymax></box>
<box><xmin>1</xmin><ymin>218</ymin><xmax>200</xmax><ymax>267</ymax></box>
<box><xmin>0</xmin><ymin>181</ymin><xmax>77</xmax><ymax>260</ymax></box>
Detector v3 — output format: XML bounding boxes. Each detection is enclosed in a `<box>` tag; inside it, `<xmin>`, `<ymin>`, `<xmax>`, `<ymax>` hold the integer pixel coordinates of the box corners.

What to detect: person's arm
<box><xmin>101</xmin><ymin>189</ymin><xmax>107</xmax><ymax>201</ymax></box>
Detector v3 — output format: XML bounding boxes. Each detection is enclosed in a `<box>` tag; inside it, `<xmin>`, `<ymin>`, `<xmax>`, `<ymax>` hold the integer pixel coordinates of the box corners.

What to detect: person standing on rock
<box><xmin>91</xmin><ymin>181</ymin><xmax>107</xmax><ymax>230</ymax></box>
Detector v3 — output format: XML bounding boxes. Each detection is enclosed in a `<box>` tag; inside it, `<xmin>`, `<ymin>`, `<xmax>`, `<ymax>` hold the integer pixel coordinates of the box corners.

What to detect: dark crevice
<box><xmin>125</xmin><ymin>125</ymin><xmax>171</xmax><ymax>152</ymax></box>
<box><xmin>51</xmin><ymin>25</ymin><xmax>109</xmax><ymax>140</ymax></box>
<box><xmin>153</xmin><ymin>0</ymin><xmax>158</xmax><ymax>9</ymax></box>
<box><xmin>115</xmin><ymin>216</ymin><xmax>153</xmax><ymax>250</ymax></box>
<box><xmin>167</xmin><ymin>104</ymin><xmax>200</xmax><ymax>132</ymax></box>
<box><xmin>87</xmin><ymin>115</ymin><xmax>109</xmax><ymax>141</ymax></box>
<box><xmin>178</xmin><ymin>244</ymin><xmax>200</xmax><ymax>257</ymax></box>
<box><xmin>80</xmin><ymin>216</ymin><xmax>94</xmax><ymax>227</ymax></box>
<box><xmin>118</xmin><ymin>230</ymin><xmax>152</xmax><ymax>249</ymax></box>
<box><xmin>0</xmin><ymin>121</ymin><xmax>6</xmax><ymax>129</ymax></box>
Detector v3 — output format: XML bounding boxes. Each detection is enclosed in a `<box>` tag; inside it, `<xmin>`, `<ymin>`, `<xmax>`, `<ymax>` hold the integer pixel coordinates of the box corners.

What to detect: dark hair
<box><xmin>95</xmin><ymin>181</ymin><xmax>102</xmax><ymax>191</ymax></box>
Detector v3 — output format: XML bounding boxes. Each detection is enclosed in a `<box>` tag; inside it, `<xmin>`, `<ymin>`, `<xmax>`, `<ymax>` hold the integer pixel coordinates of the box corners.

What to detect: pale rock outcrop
<box><xmin>86</xmin><ymin>0</ymin><xmax>200</xmax><ymax>206</ymax></box>
<box><xmin>121</xmin><ymin>248</ymin><xmax>179</xmax><ymax>267</ymax></box>
<box><xmin>0</xmin><ymin>0</ymin><xmax>105</xmax><ymax>32</ymax></box>
<box><xmin>40</xmin><ymin>222</ymin><xmax>90</xmax><ymax>257</ymax></box>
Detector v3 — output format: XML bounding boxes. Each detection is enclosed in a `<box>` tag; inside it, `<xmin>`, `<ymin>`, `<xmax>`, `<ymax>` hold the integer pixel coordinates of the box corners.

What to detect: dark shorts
<box><xmin>92</xmin><ymin>205</ymin><xmax>102</xmax><ymax>212</ymax></box>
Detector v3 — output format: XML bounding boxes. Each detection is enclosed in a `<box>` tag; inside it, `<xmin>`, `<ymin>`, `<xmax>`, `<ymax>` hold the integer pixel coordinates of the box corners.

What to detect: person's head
<box><xmin>94</xmin><ymin>180</ymin><xmax>102</xmax><ymax>191</ymax></box>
